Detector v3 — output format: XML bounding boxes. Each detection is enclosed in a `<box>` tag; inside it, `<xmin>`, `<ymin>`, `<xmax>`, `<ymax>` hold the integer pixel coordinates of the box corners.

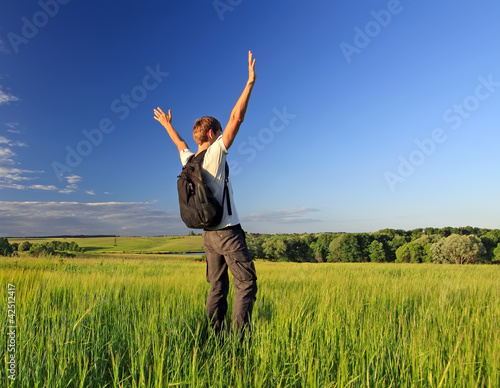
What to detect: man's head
<box><xmin>193</xmin><ymin>116</ymin><xmax>222</xmax><ymax>145</ymax></box>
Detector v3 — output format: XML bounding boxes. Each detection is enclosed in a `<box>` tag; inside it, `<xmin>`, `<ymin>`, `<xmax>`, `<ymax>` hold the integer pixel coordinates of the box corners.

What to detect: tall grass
<box><xmin>1</xmin><ymin>258</ymin><xmax>499</xmax><ymax>387</ymax></box>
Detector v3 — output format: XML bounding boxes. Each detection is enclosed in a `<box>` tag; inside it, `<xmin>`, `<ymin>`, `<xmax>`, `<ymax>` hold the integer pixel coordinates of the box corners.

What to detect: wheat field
<box><xmin>1</xmin><ymin>258</ymin><xmax>499</xmax><ymax>387</ymax></box>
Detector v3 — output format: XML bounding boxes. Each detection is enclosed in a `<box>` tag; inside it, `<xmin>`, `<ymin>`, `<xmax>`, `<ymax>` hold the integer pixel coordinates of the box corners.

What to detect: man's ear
<box><xmin>208</xmin><ymin>128</ymin><xmax>215</xmax><ymax>139</ymax></box>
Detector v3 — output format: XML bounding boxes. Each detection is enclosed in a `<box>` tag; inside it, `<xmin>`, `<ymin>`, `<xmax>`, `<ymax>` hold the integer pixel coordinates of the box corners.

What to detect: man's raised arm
<box><xmin>154</xmin><ymin>108</ymin><xmax>189</xmax><ymax>152</ymax></box>
<box><xmin>222</xmin><ymin>50</ymin><xmax>257</xmax><ymax>150</ymax></box>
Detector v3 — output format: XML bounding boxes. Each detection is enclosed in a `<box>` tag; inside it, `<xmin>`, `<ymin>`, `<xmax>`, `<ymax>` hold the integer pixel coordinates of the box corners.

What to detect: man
<box><xmin>153</xmin><ymin>51</ymin><xmax>258</xmax><ymax>336</ymax></box>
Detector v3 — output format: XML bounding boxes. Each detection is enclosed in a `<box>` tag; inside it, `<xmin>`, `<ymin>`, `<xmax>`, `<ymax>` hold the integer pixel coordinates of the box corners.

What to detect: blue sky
<box><xmin>1</xmin><ymin>0</ymin><xmax>499</xmax><ymax>236</ymax></box>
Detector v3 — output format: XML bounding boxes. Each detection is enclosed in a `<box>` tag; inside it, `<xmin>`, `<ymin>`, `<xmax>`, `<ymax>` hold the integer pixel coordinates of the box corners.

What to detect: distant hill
<box><xmin>6</xmin><ymin>235</ymin><xmax>118</xmax><ymax>239</ymax></box>
<box><xmin>7</xmin><ymin>235</ymin><xmax>204</xmax><ymax>254</ymax></box>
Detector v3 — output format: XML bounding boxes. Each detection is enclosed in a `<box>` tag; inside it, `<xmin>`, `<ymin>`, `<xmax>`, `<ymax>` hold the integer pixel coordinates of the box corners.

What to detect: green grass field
<box><xmin>1</xmin><ymin>257</ymin><xmax>499</xmax><ymax>387</ymax></box>
<box><xmin>8</xmin><ymin>235</ymin><xmax>204</xmax><ymax>253</ymax></box>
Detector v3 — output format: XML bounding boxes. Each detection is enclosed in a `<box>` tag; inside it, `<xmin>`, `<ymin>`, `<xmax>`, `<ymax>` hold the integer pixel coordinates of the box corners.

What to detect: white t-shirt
<box><xmin>180</xmin><ymin>136</ymin><xmax>239</xmax><ymax>230</ymax></box>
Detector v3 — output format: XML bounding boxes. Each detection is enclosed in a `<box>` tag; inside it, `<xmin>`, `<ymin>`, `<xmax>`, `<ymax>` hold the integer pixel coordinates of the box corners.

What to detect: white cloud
<box><xmin>0</xmin><ymin>135</ymin><xmax>69</xmax><ymax>192</ymax></box>
<box><xmin>0</xmin><ymin>136</ymin><xmax>42</xmax><ymax>187</ymax></box>
<box><xmin>86</xmin><ymin>190</ymin><xmax>96</xmax><ymax>195</ymax></box>
<box><xmin>0</xmin><ymin>147</ymin><xmax>16</xmax><ymax>164</ymax></box>
<box><xmin>58</xmin><ymin>174</ymin><xmax>82</xmax><ymax>194</ymax></box>
<box><xmin>0</xmin><ymin>167</ymin><xmax>30</xmax><ymax>181</ymax></box>
<box><xmin>242</xmin><ymin>207</ymin><xmax>322</xmax><ymax>224</ymax></box>
<box><xmin>29</xmin><ymin>184</ymin><xmax>57</xmax><ymax>191</ymax></box>
<box><xmin>5</xmin><ymin>122</ymin><xmax>21</xmax><ymax>134</ymax></box>
<box><xmin>65</xmin><ymin>174</ymin><xmax>81</xmax><ymax>184</ymax></box>
<box><xmin>0</xmin><ymin>172</ymin><xmax>57</xmax><ymax>190</ymax></box>
<box><xmin>0</xmin><ymin>87</ymin><xmax>19</xmax><ymax>105</ymax></box>
<box><xmin>58</xmin><ymin>188</ymin><xmax>75</xmax><ymax>194</ymax></box>
<box><xmin>0</xmin><ymin>201</ymin><xmax>184</xmax><ymax>236</ymax></box>
<box><xmin>0</xmin><ymin>136</ymin><xmax>85</xmax><ymax>194</ymax></box>
<box><xmin>0</xmin><ymin>182</ymin><xmax>25</xmax><ymax>190</ymax></box>
<box><xmin>0</xmin><ymin>136</ymin><xmax>28</xmax><ymax>151</ymax></box>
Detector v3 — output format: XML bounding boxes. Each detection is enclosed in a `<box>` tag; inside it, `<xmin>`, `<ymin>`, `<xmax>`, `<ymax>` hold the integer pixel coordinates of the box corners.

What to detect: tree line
<box><xmin>245</xmin><ymin>226</ymin><xmax>500</xmax><ymax>264</ymax></box>
<box><xmin>2</xmin><ymin>226</ymin><xmax>500</xmax><ymax>264</ymax></box>
<box><xmin>0</xmin><ymin>238</ymin><xmax>84</xmax><ymax>257</ymax></box>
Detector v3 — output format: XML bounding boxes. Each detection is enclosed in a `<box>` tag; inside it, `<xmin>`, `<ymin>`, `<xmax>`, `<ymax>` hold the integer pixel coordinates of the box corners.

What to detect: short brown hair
<box><xmin>193</xmin><ymin>116</ymin><xmax>222</xmax><ymax>145</ymax></box>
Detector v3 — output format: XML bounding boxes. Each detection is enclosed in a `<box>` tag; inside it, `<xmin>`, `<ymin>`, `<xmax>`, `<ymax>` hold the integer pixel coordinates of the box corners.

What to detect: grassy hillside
<box><xmin>8</xmin><ymin>235</ymin><xmax>204</xmax><ymax>253</ymax></box>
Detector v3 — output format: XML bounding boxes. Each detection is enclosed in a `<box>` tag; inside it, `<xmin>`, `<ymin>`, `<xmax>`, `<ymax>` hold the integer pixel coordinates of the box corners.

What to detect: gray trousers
<box><xmin>202</xmin><ymin>224</ymin><xmax>257</xmax><ymax>333</ymax></box>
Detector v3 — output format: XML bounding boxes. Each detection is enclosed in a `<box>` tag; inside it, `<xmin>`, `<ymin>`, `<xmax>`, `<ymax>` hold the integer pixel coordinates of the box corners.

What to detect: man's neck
<box><xmin>196</xmin><ymin>143</ymin><xmax>210</xmax><ymax>156</ymax></box>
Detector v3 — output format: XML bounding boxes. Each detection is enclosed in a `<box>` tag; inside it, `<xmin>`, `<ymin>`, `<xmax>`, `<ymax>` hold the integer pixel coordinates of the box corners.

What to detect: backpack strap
<box><xmin>194</xmin><ymin>150</ymin><xmax>232</xmax><ymax>216</ymax></box>
<box><xmin>224</xmin><ymin>161</ymin><xmax>232</xmax><ymax>216</ymax></box>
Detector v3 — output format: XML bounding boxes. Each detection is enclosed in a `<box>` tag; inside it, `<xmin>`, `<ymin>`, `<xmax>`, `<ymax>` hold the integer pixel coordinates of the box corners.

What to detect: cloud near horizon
<box><xmin>242</xmin><ymin>207</ymin><xmax>322</xmax><ymax>224</ymax></box>
<box><xmin>0</xmin><ymin>201</ymin><xmax>328</xmax><ymax>237</ymax></box>
<box><xmin>0</xmin><ymin>201</ymin><xmax>184</xmax><ymax>237</ymax></box>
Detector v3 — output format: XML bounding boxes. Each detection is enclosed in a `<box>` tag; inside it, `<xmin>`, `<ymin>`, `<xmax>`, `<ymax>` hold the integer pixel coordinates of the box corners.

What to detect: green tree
<box><xmin>68</xmin><ymin>241</ymin><xmax>83</xmax><ymax>252</ymax></box>
<box><xmin>395</xmin><ymin>244</ymin><xmax>411</xmax><ymax>263</ymax></box>
<box><xmin>246</xmin><ymin>234</ymin><xmax>265</xmax><ymax>260</ymax></box>
<box><xmin>493</xmin><ymin>243</ymin><xmax>500</xmax><ymax>264</ymax></box>
<box><xmin>262</xmin><ymin>237</ymin><xmax>287</xmax><ymax>261</ymax></box>
<box><xmin>368</xmin><ymin>240</ymin><xmax>386</xmax><ymax>262</ymax></box>
<box><xmin>327</xmin><ymin>235</ymin><xmax>346</xmax><ymax>262</ymax></box>
<box><xmin>439</xmin><ymin>227</ymin><xmax>454</xmax><ymax>237</ymax></box>
<box><xmin>431</xmin><ymin>234</ymin><xmax>486</xmax><ymax>264</ymax></box>
<box><xmin>410</xmin><ymin>228</ymin><xmax>424</xmax><ymax>240</ymax></box>
<box><xmin>480</xmin><ymin>230</ymin><xmax>500</xmax><ymax>261</ymax></box>
<box><xmin>19</xmin><ymin>241</ymin><xmax>32</xmax><ymax>251</ymax></box>
<box><xmin>395</xmin><ymin>239</ymin><xmax>431</xmax><ymax>264</ymax></box>
<box><xmin>49</xmin><ymin>241</ymin><xmax>60</xmax><ymax>251</ymax></box>
<box><xmin>408</xmin><ymin>243</ymin><xmax>426</xmax><ymax>263</ymax></box>
<box><xmin>29</xmin><ymin>243</ymin><xmax>54</xmax><ymax>257</ymax></box>
<box><xmin>356</xmin><ymin>233</ymin><xmax>371</xmax><ymax>262</ymax></box>
<box><xmin>387</xmin><ymin>235</ymin><xmax>408</xmax><ymax>262</ymax></box>
<box><xmin>340</xmin><ymin>234</ymin><xmax>362</xmax><ymax>262</ymax></box>
<box><xmin>0</xmin><ymin>238</ymin><xmax>13</xmax><ymax>256</ymax></box>
<box><xmin>311</xmin><ymin>233</ymin><xmax>334</xmax><ymax>262</ymax></box>
<box><xmin>411</xmin><ymin>235</ymin><xmax>437</xmax><ymax>263</ymax></box>
<box><xmin>284</xmin><ymin>235</ymin><xmax>314</xmax><ymax>262</ymax></box>
<box><xmin>425</xmin><ymin>227</ymin><xmax>438</xmax><ymax>236</ymax></box>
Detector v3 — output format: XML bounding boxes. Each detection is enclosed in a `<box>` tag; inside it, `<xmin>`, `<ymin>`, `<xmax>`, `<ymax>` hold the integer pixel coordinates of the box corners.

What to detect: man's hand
<box><xmin>222</xmin><ymin>51</ymin><xmax>257</xmax><ymax>150</ymax></box>
<box><xmin>248</xmin><ymin>50</ymin><xmax>256</xmax><ymax>84</ymax></box>
<box><xmin>154</xmin><ymin>107</ymin><xmax>172</xmax><ymax>127</ymax></box>
<box><xmin>154</xmin><ymin>107</ymin><xmax>189</xmax><ymax>152</ymax></box>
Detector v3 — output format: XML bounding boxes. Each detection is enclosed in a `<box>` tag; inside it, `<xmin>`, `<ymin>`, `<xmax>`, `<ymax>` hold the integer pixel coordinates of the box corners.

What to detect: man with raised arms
<box><xmin>154</xmin><ymin>51</ymin><xmax>258</xmax><ymax>338</ymax></box>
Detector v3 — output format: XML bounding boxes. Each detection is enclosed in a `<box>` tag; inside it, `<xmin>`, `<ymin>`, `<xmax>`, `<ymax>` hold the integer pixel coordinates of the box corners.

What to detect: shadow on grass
<box><xmin>256</xmin><ymin>296</ymin><xmax>275</xmax><ymax>322</ymax></box>
<box><xmin>82</xmin><ymin>246</ymin><xmax>115</xmax><ymax>252</ymax></box>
